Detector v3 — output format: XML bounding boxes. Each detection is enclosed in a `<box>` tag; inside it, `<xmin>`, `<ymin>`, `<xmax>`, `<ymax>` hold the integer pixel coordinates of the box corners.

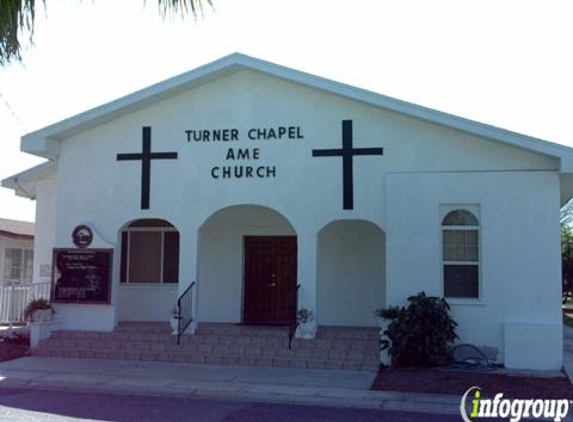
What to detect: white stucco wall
<box><xmin>317</xmin><ymin>220</ymin><xmax>386</xmax><ymax>327</ymax></box>
<box><xmin>52</xmin><ymin>69</ymin><xmax>557</xmax><ymax>250</ymax></box>
<box><xmin>33</xmin><ymin>176</ymin><xmax>57</xmax><ymax>285</ymax></box>
<box><xmin>117</xmin><ymin>284</ymin><xmax>178</xmax><ymax>322</ymax></box>
<box><xmin>385</xmin><ymin>171</ymin><xmax>562</xmax><ymax>369</ymax></box>
<box><xmin>30</xmin><ymin>68</ymin><xmax>564</xmax><ymax>369</ymax></box>
<box><xmin>197</xmin><ymin>205</ymin><xmax>296</xmax><ymax>323</ymax></box>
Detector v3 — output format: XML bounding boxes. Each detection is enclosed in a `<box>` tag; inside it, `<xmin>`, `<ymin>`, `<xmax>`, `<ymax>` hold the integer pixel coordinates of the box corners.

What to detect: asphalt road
<box><xmin>0</xmin><ymin>388</ymin><xmax>471</xmax><ymax>422</ymax></box>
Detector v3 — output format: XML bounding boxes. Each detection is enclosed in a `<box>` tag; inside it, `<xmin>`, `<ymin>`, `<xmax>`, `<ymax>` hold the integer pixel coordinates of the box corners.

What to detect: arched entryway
<box><xmin>198</xmin><ymin>205</ymin><xmax>297</xmax><ymax>324</ymax></box>
<box><xmin>117</xmin><ymin>218</ymin><xmax>180</xmax><ymax>321</ymax></box>
<box><xmin>317</xmin><ymin>219</ymin><xmax>386</xmax><ymax>327</ymax></box>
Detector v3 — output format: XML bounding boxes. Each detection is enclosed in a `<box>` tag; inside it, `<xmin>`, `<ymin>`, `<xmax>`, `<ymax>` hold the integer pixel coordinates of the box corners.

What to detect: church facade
<box><xmin>3</xmin><ymin>54</ymin><xmax>572</xmax><ymax>371</ymax></box>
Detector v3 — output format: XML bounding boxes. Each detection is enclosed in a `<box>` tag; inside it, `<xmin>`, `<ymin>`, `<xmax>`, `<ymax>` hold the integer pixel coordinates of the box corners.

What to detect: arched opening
<box><xmin>198</xmin><ymin>205</ymin><xmax>297</xmax><ymax>324</ymax></box>
<box><xmin>317</xmin><ymin>219</ymin><xmax>386</xmax><ymax>327</ymax></box>
<box><xmin>117</xmin><ymin>218</ymin><xmax>180</xmax><ymax>321</ymax></box>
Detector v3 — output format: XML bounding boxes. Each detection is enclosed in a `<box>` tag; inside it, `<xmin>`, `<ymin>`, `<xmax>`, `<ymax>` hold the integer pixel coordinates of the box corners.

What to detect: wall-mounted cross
<box><xmin>312</xmin><ymin>120</ymin><xmax>383</xmax><ymax>210</ymax></box>
<box><xmin>116</xmin><ymin>126</ymin><xmax>178</xmax><ymax>210</ymax></box>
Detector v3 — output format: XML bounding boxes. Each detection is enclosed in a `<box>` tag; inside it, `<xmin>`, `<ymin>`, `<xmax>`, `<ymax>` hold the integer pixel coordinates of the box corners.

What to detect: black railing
<box><xmin>288</xmin><ymin>284</ymin><xmax>301</xmax><ymax>349</ymax></box>
<box><xmin>176</xmin><ymin>281</ymin><xmax>195</xmax><ymax>345</ymax></box>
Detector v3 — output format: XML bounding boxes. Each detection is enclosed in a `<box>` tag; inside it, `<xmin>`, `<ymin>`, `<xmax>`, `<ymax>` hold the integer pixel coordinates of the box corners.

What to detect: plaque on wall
<box><xmin>52</xmin><ymin>248</ymin><xmax>113</xmax><ymax>304</ymax></box>
<box><xmin>72</xmin><ymin>225</ymin><xmax>93</xmax><ymax>248</ymax></box>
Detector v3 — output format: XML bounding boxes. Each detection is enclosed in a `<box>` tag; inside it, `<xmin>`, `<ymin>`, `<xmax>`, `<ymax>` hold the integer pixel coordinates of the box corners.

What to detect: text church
<box><xmin>3</xmin><ymin>53</ymin><xmax>572</xmax><ymax>371</ymax></box>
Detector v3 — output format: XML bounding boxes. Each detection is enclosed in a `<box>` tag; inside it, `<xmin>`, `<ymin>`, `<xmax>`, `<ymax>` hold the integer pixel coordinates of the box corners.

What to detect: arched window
<box><xmin>442</xmin><ymin>210</ymin><xmax>479</xmax><ymax>298</ymax></box>
<box><xmin>120</xmin><ymin>219</ymin><xmax>179</xmax><ymax>284</ymax></box>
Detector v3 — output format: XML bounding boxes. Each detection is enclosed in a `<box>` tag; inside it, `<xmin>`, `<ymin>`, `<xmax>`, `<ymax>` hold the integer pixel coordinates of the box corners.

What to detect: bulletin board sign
<box><xmin>52</xmin><ymin>248</ymin><xmax>113</xmax><ymax>304</ymax></box>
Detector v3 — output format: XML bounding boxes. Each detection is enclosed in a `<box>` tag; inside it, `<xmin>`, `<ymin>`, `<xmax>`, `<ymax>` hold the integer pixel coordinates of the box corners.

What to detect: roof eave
<box><xmin>0</xmin><ymin>231</ymin><xmax>34</xmax><ymax>241</ymax></box>
<box><xmin>1</xmin><ymin>161</ymin><xmax>57</xmax><ymax>199</ymax></box>
<box><xmin>17</xmin><ymin>52</ymin><xmax>573</xmax><ymax>171</ymax></box>
<box><xmin>21</xmin><ymin>136</ymin><xmax>60</xmax><ymax>160</ymax></box>
<box><xmin>20</xmin><ymin>54</ymin><xmax>248</xmax><ymax>159</ymax></box>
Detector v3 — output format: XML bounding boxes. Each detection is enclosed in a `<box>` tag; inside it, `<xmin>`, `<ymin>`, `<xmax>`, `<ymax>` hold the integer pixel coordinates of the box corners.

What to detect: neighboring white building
<box><xmin>0</xmin><ymin>218</ymin><xmax>36</xmax><ymax>324</ymax></box>
<box><xmin>0</xmin><ymin>218</ymin><xmax>34</xmax><ymax>286</ymax></box>
<box><xmin>3</xmin><ymin>53</ymin><xmax>573</xmax><ymax>370</ymax></box>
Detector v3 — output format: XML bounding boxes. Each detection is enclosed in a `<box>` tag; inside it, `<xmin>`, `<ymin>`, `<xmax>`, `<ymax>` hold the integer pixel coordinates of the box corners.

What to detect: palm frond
<box><xmin>0</xmin><ymin>0</ymin><xmax>42</xmax><ymax>65</ymax></box>
<box><xmin>155</xmin><ymin>0</ymin><xmax>213</xmax><ymax>18</ymax></box>
<box><xmin>0</xmin><ymin>0</ymin><xmax>213</xmax><ymax>66</ymax></box>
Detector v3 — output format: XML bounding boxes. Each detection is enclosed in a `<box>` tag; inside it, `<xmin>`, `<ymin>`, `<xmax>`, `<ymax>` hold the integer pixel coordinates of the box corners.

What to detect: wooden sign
<box><xmin>52</xmin><ymin>248</ymin><xmax>113</xmax><ymax>304</ymax></box>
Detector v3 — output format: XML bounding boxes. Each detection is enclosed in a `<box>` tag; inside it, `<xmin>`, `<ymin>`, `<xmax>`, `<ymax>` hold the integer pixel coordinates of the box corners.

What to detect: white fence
<box><xmin>0</xmin><ymin>282</ymin><xmax>51</xmax><ymax>324</ymax></box>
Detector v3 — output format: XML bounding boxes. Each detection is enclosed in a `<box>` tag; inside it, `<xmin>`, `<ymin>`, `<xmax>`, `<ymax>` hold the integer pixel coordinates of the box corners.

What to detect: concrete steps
<box><xmin>35</xmin><ymin>321</ymin><xmax>381</xmax><ymax>371</ymax></box>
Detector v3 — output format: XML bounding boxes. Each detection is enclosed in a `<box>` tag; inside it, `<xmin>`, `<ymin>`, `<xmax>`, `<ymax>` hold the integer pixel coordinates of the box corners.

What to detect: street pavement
<box><xmin>0</xmin><ymin>356</ymin><xmax>465</xmax><ymax>415</ymax></box>
<box><xmin>0</xmin><ymin>388</ymin><xmax>484</xmax><ymax>422</ymax></box>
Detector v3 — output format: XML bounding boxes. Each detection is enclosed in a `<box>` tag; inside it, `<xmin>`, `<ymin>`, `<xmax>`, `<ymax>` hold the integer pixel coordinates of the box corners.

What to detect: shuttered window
<box><xmin>4</xmin><ymin>248</ymin><xmax>33</xmax><ymax>285</ymax></box>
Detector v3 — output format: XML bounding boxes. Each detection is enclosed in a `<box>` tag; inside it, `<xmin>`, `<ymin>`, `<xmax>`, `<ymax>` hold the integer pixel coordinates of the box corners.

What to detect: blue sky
<box><xmin>1</xmin><ymin>0</ymin><xmax>572</xmax><ymax>221</ymax></box>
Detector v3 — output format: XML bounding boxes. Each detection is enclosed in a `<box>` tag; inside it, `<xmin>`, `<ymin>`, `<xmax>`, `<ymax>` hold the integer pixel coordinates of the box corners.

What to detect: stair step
<box><xmin>115</xmin><ymin>321</ymin><xmax>172</xmax><ymax>333</ymax></box>
<box><xmin>32</xmin><ymin>348</ymin><xmax>379</xmax><ymax>371</ymax></box>
<box><xmin>35</xmin><ymin>321</ymin><xmax>381</xmax><ymax>372</ymax></box>
<box><xmin>317</xmin><ymin>326</ymin><xmax>380</xmax><ymax>341</ymax></box>
<box><xmin>195</xmin><ymin>323</ymin><xmax>289</xmax><ymax>338</ymax></box>
<box><xmin>42</xmin><ymin>336</ymin><xmax>378</xmax><ymax>352</ymax></box>
<box><xmin>38</xmin><ymin>338</ymin><xmax>380</xmax><ymax>360</ymax></box>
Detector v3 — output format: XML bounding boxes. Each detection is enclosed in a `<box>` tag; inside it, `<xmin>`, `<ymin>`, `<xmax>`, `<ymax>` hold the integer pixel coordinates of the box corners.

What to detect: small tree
<box><xmin>562</xmin><ymin>223</ymin><xmax>573</xmax><ymax>303</ymax></box>
<box><xmin>383</xmin><ymin>292</ymin><xmax>458</xmax><ymax>367</ymax></box>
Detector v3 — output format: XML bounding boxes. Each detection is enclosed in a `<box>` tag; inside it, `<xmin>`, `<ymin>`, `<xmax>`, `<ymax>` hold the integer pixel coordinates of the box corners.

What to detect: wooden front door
<box><xmin>243</xmin><ymin>236</ymin><xmax>297</xmax><ymax>324</ymax></box>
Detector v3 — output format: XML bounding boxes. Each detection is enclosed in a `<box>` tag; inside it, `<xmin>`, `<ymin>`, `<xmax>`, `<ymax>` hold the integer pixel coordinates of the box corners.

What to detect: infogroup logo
<box><xmin>460</xmin><ymin>386</ymin><xmax>571</xmax><ymax>422</ymax></box>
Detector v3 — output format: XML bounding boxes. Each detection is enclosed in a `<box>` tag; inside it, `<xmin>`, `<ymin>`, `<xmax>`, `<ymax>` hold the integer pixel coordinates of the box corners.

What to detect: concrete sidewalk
<box><xmin>0</xmin><ymin>357</ymin><xmax>462</xmax><ymax>415</ymax></box>
<box><xmin>0</xmin><ymin>352</ymin><xmax>571</xmax><ymax>418</ymax></box>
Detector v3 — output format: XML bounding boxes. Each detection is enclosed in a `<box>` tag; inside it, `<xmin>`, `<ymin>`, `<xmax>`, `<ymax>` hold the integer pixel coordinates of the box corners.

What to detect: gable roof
<box><xmin>0</xmin><ymin>218</ymin><xmax>34</xmax><ymax>240</ymax></box>
<box><xmin>20</xmin><ymin>53</ymin><xmax>573</xmax><ymax>172</ymax></box>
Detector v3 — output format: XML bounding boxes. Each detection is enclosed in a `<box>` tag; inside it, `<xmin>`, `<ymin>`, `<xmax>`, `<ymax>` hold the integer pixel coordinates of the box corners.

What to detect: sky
<box><xmin>0</xmin><ymin>0</ymin><xmax>572</xmax><ymax>222</ymax></box>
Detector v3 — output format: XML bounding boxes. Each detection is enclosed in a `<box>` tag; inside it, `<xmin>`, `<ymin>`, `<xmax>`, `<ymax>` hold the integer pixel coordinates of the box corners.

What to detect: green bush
<box><xmin>383</xmin><ymin>292</ymin><xmax>458</xmax><ymax>367</ymax></box>
<box><xmin>373</xmin><ymin>306</ymin><xmax>401</xmax><ymax>320</ymax></box>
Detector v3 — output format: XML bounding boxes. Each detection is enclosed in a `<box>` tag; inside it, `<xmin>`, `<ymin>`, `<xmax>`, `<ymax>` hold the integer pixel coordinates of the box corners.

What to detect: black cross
<box><xmin>116</xmin><ymin>126</ymin><xmax>178</xmax><ymax>210</ymax></box>
<box><xmin>312</xmin><ymin>120</ymin><xmax>383</xmax><ymax>210</ymax></box>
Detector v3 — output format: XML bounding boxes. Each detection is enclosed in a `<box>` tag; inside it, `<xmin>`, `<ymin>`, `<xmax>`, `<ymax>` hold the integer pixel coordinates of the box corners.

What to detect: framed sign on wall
<box><xmin>52</xmin><ymin>248</ymin><xmax>113</xmax><ymax>304</ymax></box>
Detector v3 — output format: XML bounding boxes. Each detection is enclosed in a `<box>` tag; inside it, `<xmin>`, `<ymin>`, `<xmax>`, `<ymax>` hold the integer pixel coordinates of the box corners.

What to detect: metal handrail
<box><xmin>176</xmin><ymin>281</ymin><xmax>195</xmax><ymax>345</ymax></box>
<box><xmin>287</xmin><ymin>284</ymin><xmax>300</xmax><ymax>349</ymax></box>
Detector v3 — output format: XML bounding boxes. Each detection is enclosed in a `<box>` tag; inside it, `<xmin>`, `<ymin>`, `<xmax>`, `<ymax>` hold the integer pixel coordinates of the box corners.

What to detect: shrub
<box><xmin>383</xmin><ymin>292</ymin><xmax>457</xmax><ymax>367</ymax></box>
<box><xmin>373</xmin><ymin>306</ymin><xmax>401</xmax><ymax>321</ymax></box>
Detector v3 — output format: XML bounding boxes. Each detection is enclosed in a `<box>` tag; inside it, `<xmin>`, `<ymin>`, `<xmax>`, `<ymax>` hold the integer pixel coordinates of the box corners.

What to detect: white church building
<box><xmin>3</xmin><ymin>53</ymin><xmax>572</xmax><ymax>371</ymax></box>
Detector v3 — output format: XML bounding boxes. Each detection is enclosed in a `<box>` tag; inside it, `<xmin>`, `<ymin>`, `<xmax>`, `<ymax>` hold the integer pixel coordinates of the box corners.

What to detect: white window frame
<box><xmin>121</xmin><ymin>226</ymin><xmax>178</xmax><ymax>284</ymax></box>
<box><xmin>440</xmin><ymin>205</ymin><xmax>482</xmax><ymax>303</ymax></box>
<box><xmin>4</xmin><ymin>248</ymin><xmax>34</xmax><ymax>285</ymax></box>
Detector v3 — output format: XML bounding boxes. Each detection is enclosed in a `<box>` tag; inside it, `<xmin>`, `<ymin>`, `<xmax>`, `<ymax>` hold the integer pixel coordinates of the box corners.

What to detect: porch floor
<box><xmin>34</xmin><ymin>321</ymin><xmax>381</xmax><ymax>372</ymax></box>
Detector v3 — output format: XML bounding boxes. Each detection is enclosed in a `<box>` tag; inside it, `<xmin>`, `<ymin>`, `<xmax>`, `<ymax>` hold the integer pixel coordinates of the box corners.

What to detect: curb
<box><xmin>0</xmin><ymin>375</ymin><xmax>462</xmax><ymax>415</ymax></box>
<box><xmin>2</xmin><ymin>372</ymin><xmax>573</xmax><ymax>421</ymax></box>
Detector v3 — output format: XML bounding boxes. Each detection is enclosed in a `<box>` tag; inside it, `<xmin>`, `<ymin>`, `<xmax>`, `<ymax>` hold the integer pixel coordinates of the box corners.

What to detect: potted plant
<box><xmin>296</xmin><ymin>308</ymin><xmax>315</xmax><ymax>339</ymax></box>
<box><xmin>373</xmin><ymin>306</ymin><xmax>401</xmax><ymax>366</ymax></box>
<box><xmin>170</xmin><ymin>306</ymin><xmax>181</xmax><ymax>335</ymax></box>
<box><xmin>24</xmin><ymin>299</ymin><xmax>54</xmax><ymax>322</ymax></box>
